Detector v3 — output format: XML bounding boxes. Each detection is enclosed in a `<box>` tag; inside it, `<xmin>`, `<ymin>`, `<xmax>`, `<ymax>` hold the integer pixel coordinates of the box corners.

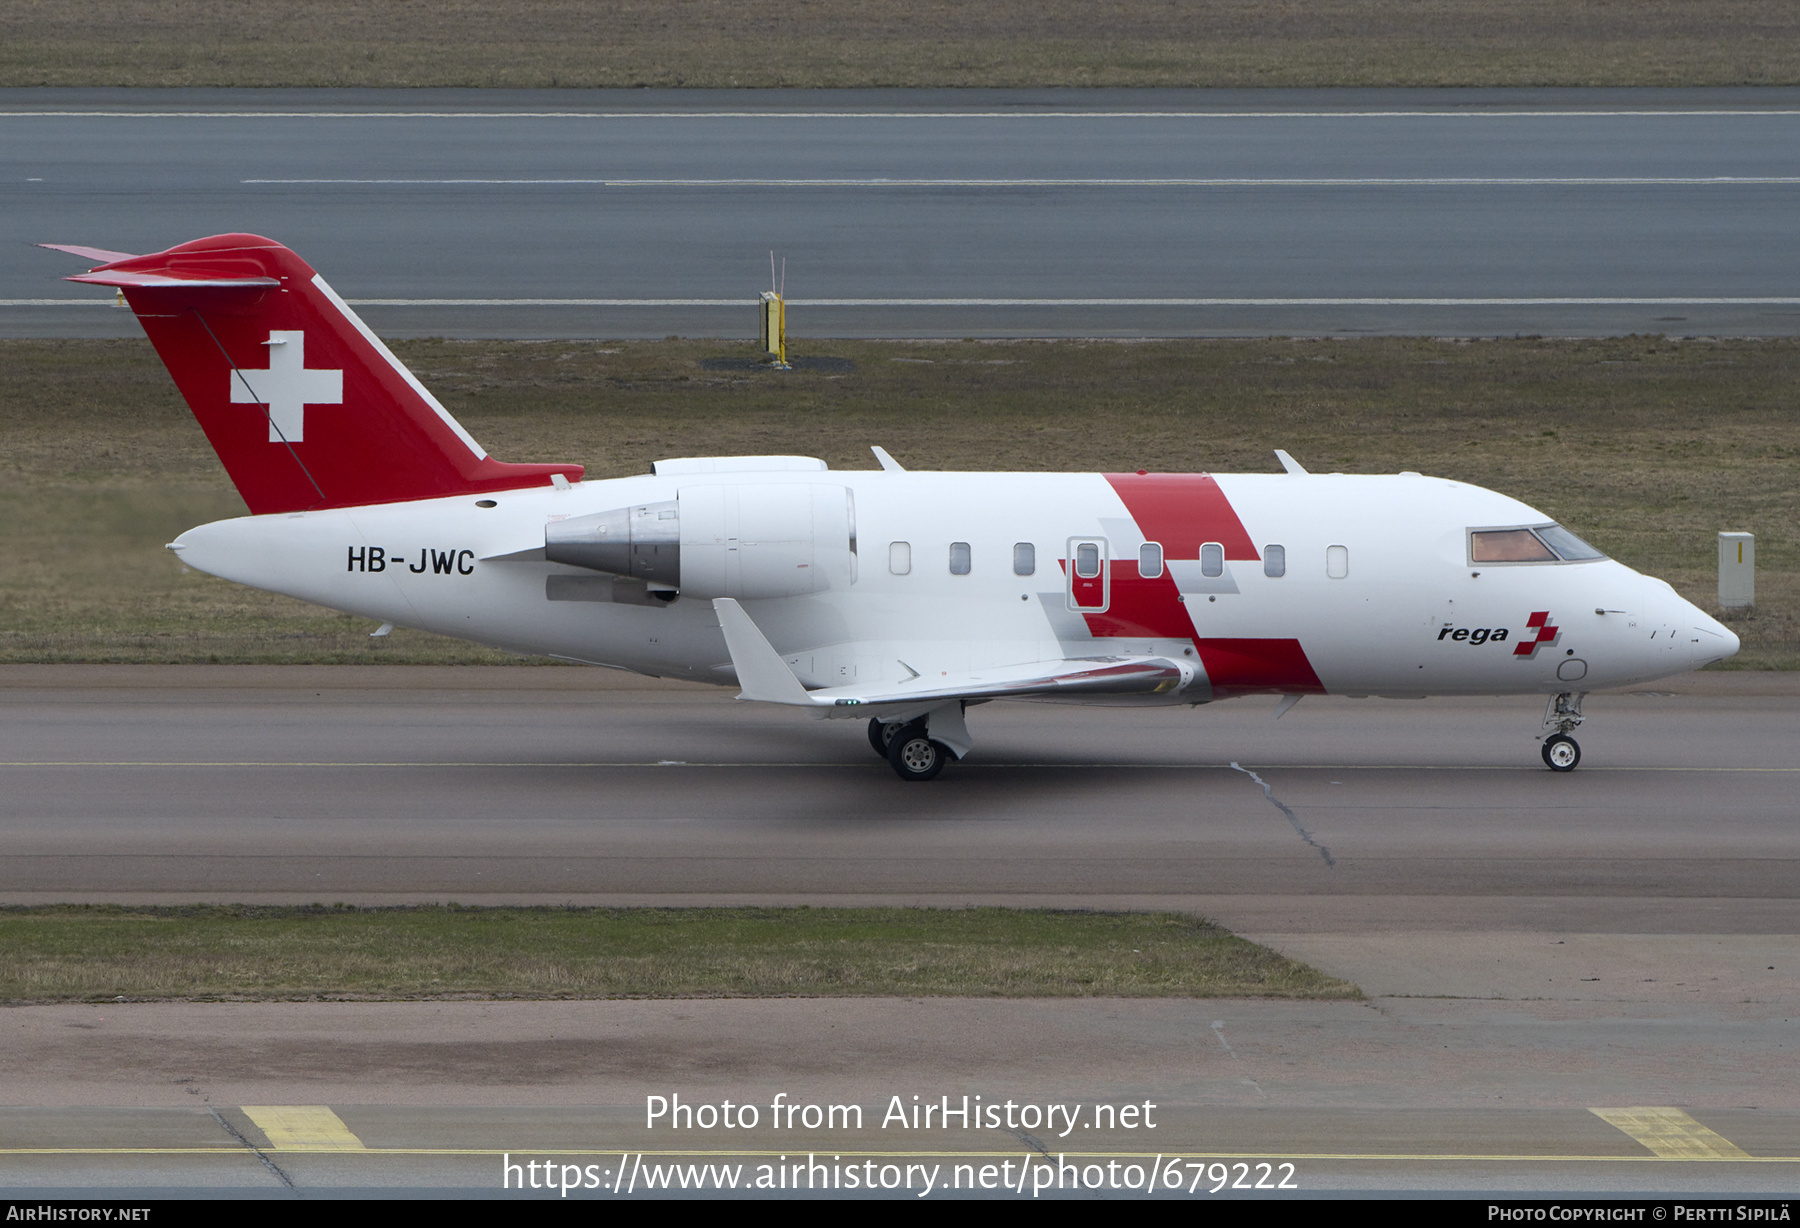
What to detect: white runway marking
<box><xmin>13</xmin><ymin>298</ymin><xmax>1800</xmax><ymax>308</ymax></box>
<box><xmin>8</xmin><ymin>110</ymin><xmax>1800</xmax><ymax>119</ymax></box>
<box><xmin>242</xmin><ymin>176</ymin><xmax>1800</xmax><ymax>187</ymax></box>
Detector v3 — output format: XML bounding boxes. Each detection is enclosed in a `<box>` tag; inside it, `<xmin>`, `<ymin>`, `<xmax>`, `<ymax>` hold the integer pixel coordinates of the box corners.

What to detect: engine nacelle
<box><xmin>543</xmin><ymin>499</ymin><xmax>680</xmax><ymax>587</ymax></box>
<box><xmin>545</xmin><ymin>484</ymin><xmax>856</xmax><ymax>600</ymax></box>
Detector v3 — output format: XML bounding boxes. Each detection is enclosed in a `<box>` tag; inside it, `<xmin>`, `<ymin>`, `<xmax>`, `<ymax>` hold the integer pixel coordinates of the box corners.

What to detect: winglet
<box><xmin>871</xmin><ymin>446</ymin><xmax>906</xmax><ymax>472</ymax></box>
<box><xmin>1274</xmin><ymin>449</ymin><xmax>1309</xmax><ymax>476</ymax></box>
<box><xmin>712</xmin><ymin>598</ymin><xmax>816</xmax><ymax>705</ymax></box>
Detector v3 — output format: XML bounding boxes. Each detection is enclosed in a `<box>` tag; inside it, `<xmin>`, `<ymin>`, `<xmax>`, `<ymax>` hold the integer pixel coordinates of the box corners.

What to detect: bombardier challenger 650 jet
<box><xmin>46</xmin><ymin>235</ymin><xmax>1739</xmax><ymax>779</ymax></box>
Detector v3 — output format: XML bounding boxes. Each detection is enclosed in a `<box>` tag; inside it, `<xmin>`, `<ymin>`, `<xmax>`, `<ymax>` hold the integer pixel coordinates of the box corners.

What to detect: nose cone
<box><xmin>1681</xmin><ymin>600</ymin><xmax>1740</xmax><ymax>667</ymax></box>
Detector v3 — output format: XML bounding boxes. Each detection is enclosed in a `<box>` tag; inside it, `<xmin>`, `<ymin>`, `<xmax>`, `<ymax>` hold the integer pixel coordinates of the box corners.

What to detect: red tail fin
<box><xmin>55</xmin><ymin>234</ymin><xmax>583</xmax><ymax>514</ymax></box>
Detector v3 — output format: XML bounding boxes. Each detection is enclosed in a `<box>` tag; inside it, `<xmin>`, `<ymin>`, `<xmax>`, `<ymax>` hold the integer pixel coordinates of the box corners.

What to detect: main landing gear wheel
<box><xmin>887</xmin><ymin>723</ymin><xmax>949</xmax><ymax>782</ymax></box>
<box><xmin>867</xmin><ymin>718</ymin><xmax>901</xmax><ymax>759</ymax></box>
<box><xmin>1542</xmin><ymin>734</ymin><xmax>1581</xmax><ymax>772</ymax></box>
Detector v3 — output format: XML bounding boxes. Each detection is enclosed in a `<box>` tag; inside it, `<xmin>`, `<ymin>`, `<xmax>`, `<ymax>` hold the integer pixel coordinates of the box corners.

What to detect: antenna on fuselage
<box><xmin>1274</xmin><ymin>449</ymin><xmax>1309</xmax><ymax>476</ymax></box>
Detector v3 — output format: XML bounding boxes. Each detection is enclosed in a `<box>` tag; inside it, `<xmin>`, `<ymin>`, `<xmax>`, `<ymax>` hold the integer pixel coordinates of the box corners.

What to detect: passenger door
<box><xmin>1066</xmin><ymin>537</ymin><xmax>1109</xmax><ymax>612</ymax></box>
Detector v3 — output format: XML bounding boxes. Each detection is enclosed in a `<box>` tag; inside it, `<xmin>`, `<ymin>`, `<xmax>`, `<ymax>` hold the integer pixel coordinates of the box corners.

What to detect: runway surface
<box><xmin>8</xmin><ymin>87</ymin><xmax>1800</xmax><ymax>340</ymax></box>
<box><xmin>2</xmin><ymin>663</ymin><xmax>1794</xmax><ymax>1197</ymax></box>
<box><xmin>3</xmin><ymin>664</ymin><xmax>1797</xmax><ymax>906</ymax></box>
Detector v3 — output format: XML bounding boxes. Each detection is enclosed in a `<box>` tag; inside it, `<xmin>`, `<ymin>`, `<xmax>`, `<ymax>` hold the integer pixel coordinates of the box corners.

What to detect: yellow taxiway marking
<box><xmin>0</xmin><ymin>1148</ymin><xmax>1791</xmax><ymax>1162</ymax></box>
<box><xmin>239</xmin><ymin>1106</ymin><xmax>366</xmax><ymax>1152</ymax></box>
<box><xmin>1591</xmin><ymin>1107</ymin><xmax>1752</xmax><ymax>1160</ymax></box>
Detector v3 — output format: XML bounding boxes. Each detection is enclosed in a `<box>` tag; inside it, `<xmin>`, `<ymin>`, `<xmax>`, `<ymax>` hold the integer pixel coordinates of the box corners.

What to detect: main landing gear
<box><xmin>1539</xmin><ymin>691</ymin><xmax>1587</xmax><ymax>772</ymax></box>
<box><xmin>868</xmin><ymin>717</ymin><xmax>951</xmax><ymax>782</ymax></box>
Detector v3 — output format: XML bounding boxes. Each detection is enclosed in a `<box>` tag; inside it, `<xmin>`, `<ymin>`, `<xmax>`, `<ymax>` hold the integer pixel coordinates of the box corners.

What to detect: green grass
<box><xmin>0</xmin><ymin>905</ymin><xmax>1358</xmax><ymax>1003</ymax></box>
<box><xmin>3</xmin><ymin>1</ymin><xmax>1799</xmax><ymax>88</ymax></box>
<box><xmin>1</xmin><ymin>336</ymin><xmax>1794</xmax><ymax>667</ymax></box>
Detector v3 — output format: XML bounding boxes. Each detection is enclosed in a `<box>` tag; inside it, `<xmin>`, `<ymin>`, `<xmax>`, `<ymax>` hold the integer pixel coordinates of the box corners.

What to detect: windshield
<box><xmin>1470</xmin><ymin>524</ymin><xmax>1608</xmax><ymax>564</ymax></box>
<box><xmin>1534</xmin><ymin>523</ymin><xmax>1607</xmax><ymax>561</ymax></box>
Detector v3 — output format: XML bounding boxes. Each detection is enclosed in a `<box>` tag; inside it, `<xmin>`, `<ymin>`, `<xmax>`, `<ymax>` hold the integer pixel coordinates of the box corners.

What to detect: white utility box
<box><xmin>1718</xmin><ymin>531</ymin><xmax>1755</xmax><ymax>610</ymax></box>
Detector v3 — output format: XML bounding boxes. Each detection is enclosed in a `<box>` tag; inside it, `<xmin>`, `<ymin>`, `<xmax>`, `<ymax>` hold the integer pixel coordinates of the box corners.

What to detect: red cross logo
<box><xmin>1513</xmin><ymin>610</ymin><xmax>1559</xmax><ymax>657</ymax></box>
<box><xmin>229</xmin><ymin>330</ymin><xmax>343</xmax><ymax>444</ymax></box>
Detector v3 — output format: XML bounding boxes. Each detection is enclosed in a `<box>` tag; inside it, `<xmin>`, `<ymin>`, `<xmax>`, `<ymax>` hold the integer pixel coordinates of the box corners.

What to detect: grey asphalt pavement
<box><xmin>3</xmin><ymin>664</ymin><xmax>1796</xmax><ymax>1197</ymax></box>
<box><xmin>2</xmin><ymin>665</ymin><xmax>1795</xmax><ymax>906</ymax></box>
<box><xmin>7</xmin><ymin>88</ymin><xmax>1800</xmax><ymax>339</ymax></box>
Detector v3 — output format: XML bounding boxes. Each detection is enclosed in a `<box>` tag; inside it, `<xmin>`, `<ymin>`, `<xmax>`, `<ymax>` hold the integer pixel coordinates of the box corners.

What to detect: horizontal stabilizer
<box><xmin>37</xmin><ymin>243</ymin><xmax>140</xmax><ymax>265</ymax></box>
<box><xmin>66</xmin><ymin>269</ymin><xmax>279</xmax><ymax>289</ymax></box>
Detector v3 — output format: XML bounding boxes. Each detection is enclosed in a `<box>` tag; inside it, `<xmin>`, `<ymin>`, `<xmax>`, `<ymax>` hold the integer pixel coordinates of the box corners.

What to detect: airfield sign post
<box><xmin>760</xmin><ymin>290</ymin><xmax>790</xmax><ymax>369</ymax></box>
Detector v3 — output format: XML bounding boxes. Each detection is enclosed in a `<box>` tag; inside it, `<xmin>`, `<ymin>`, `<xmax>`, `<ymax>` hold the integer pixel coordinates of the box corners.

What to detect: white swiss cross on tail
<box><xmin>229</xmin><ymin>330</ymin><xmax>344</xmax><ymax>443</ymax></box>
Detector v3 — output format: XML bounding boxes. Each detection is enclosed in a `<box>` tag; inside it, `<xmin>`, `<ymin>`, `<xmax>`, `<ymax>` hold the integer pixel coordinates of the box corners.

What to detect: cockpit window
<box><xmin>1534</xmin><ymin>523</ymin><xmax>1607</xmax><ymax>561</ymax></box>
<box><xmin>1469</xmin><ymin>524</ymin><xmax>1608</xmax><ymax>564</ymax></box>
<box><xmin>1471</xmin><ymin>529</ymin><xmax>1557</xmax><ymax>562</ymax></box>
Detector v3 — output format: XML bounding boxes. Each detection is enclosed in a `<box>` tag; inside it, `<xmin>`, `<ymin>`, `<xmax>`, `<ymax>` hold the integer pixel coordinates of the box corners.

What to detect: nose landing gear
<box><xmin>1542</xmin><ymin>734</ymin><xmax>1581</xmax><ymax>771</ymax></box>
<box><xmin>1539</xmin><ymin>691</ymin><xmax>1586</xmax><ymax>772</ymax></box>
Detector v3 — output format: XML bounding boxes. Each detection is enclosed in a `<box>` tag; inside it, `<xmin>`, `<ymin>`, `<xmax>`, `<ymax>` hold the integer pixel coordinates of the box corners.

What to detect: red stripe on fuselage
<box><xmin>1081</xmin><ymin>476</ymin><xmax>1319</xmax><ymax>694</ymax></box>
<box><xmin>1194</xmin><ymin>639</ymin><xmax>1326</xmax><ymax>697</ymax></box>
<box><xmin>1081</xmin><ymin>562</ymin><xmax>1192</xmax><ymax>639</ymax></box>
<box><xmin>1103</xmin><ymin>473</ymin><xmax>1260</xmax><ymax>560</ymax></box>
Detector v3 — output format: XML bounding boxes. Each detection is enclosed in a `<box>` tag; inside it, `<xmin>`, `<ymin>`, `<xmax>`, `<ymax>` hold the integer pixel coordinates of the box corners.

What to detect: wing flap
<box><xmin>818</xmin><ymin>657</ymin><xmax>1192</xmax><ymax>709</ymax></box>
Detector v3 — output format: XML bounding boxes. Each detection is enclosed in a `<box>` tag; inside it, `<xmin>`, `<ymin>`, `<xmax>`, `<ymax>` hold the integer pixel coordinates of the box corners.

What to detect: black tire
<box><xmin>887</xmin><ymin>724</ymin><xmax>948</xmax><ymax>781</ymax></box>
<box><xmin>867</xmin><ymin>718</ymin><xmax>899</xmax><ymax>759</ymax></box>
<box><xmin>1542</xmin><ymin>734</ymin><xmax>1581</xmax><ymax>772</ymax></box>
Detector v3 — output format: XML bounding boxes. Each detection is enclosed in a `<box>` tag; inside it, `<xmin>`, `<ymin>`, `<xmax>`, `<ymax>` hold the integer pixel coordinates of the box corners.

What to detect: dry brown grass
<box><xmin>1</xmin><ymin>335</ymin><xmax>1794</xmax><ymax>665</ymax></box>
<box><xmin>2</xmin><ymin>1</ymin><xmax>1798</xmax><ymax>88</ymax></box>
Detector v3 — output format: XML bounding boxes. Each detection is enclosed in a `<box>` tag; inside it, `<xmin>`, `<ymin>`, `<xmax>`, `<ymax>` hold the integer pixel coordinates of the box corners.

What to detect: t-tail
<box><xmin>43</xmin><ymin>234</ymin><xmax>583</xmax><ymax>514</ymax></box>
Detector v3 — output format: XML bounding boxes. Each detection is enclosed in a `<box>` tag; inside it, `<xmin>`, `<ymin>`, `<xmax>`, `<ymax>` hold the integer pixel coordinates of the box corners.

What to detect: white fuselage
<box><xmin>170</xmin><ymin>467</ymin><xmax>1736</xmax><ymax>702</ymax></box>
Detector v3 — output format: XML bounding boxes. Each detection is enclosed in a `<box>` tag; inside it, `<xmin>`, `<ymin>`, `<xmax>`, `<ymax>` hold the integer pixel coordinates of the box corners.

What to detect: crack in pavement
<box><xmin>1229</xmin><ymin>761</ymin><xmax>1335</xmax><ymax>866</ymax></box>
<box><xmin>1001</xmin><ymin>1126</ymin><xmax>1051</xmax><ymax>1157</ymax></box>
<box><xmin>1210</xmin><ymin>1019</ymin><xmax>1266</xmax><ymax>1098</ymax></box>
<box><xmin>208</xmin><ymin>1106</ymin><xmax>296</xmax><ymax>1191</ymax></box>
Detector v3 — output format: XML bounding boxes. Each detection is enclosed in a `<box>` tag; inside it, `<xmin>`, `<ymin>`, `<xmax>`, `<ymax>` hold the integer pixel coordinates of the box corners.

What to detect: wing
<box><xmin>712</xmin><ymin>598</ymin><xmax>1194</xmax><ymax>715</ymax></box>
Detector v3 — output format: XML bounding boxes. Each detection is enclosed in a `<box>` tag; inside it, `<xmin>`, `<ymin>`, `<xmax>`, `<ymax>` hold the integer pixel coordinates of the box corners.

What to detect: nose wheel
<box><xmin>1539</xmin><ymin>691</ymin><xmax>1587</xmax><ymax>772</ymax></box>
<box><xmin>1541</xmin><ymin>734</ymin><xmax>1581</xmax><ymax>772</ymax></box>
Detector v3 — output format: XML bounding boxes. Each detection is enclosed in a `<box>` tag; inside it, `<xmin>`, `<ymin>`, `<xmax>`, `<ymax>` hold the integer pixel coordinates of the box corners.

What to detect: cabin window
<box><xmin>1200</xmin><ymin>542</ymin><xmax>1223</xmax><ymax>578</ymax></box>
<box><xmin>1138</xmin><ymin>542</ymin><xmax>1164</xmax><ymax>578</ymax></box>
<box><xmin>1327</xmin><ymin>544</ymin><xmax>1349</xmax><ymax>578</ymax></box>
<box><xmin>1264</xmin><ymin>545</ymin><xmax>1286</xmax><ymax>578</ymax></box>
<box><xmin>889</xmin><ymin>541</ymin><xmax>911</xmax><ymax>575</ymax></box>
<box><xmin>1013</xmin><ymin>542</ymin><xmax>1036</xmax><ymax>576</ymax></box>
<box><xmin>1074</xmin><ymin>541</ymin><xmax>1101</xmax><ymax>578</ymax></box>
<box><xmin>949</xmin><ymin>542</ymin><xmax>971</xmax><ymax>575</ymax></box>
